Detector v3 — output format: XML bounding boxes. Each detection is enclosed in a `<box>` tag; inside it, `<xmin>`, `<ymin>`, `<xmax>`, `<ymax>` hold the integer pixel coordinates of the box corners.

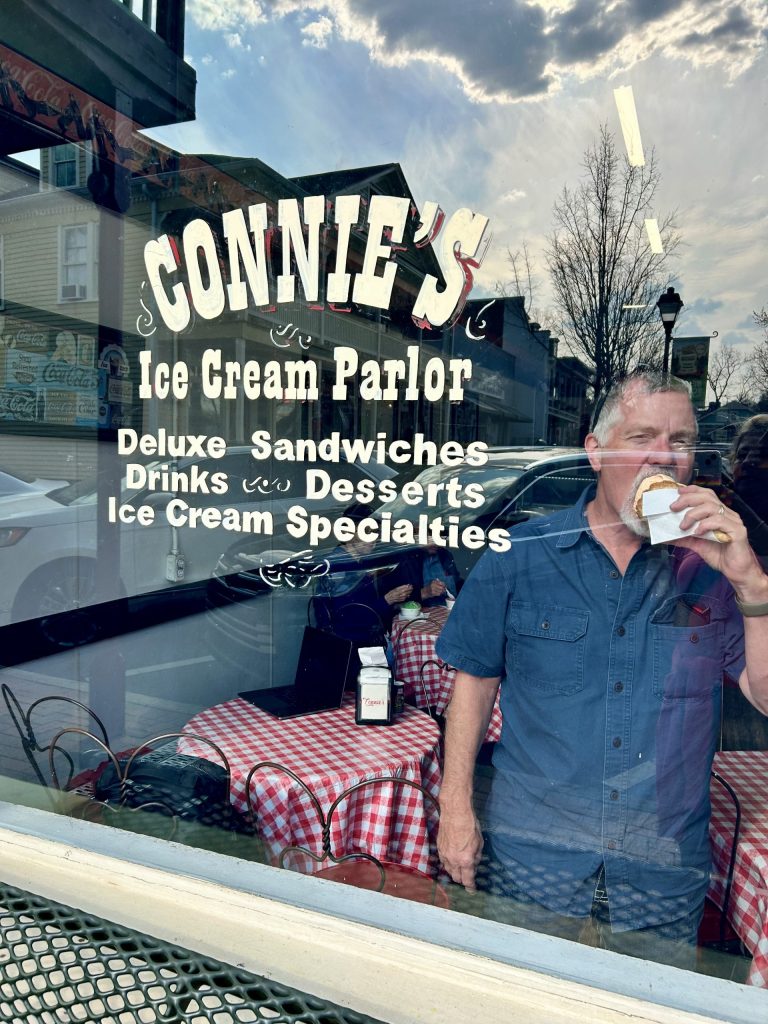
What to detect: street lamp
<box><xmin>656</xmin><ymin>286</ymin><xmax>684</xmax><ymax>373</ymax></box>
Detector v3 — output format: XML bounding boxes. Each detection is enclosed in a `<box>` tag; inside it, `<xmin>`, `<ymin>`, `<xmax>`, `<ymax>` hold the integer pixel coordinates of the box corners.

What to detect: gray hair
<box><xmin>731</xmin><ymin>414</ymin><xmax>768</xmax><ymax>463</ymax></box>
<box><xmin>592</xmin><ymin>370</ymin><xmax>694</xmax><ymax>445</ymax></box>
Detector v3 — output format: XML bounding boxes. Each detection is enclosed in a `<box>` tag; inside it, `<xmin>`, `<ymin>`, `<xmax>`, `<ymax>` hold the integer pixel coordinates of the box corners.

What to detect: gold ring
<box><xmin>717</xmin><ymin>504</ymin><xmax>726</xmax><ymax>516</ymax></box>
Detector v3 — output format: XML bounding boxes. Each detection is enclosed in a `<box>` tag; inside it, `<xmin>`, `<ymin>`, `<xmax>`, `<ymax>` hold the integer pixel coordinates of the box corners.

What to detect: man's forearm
<box><xmin>737</xmin><ymin>573</ymin><xmax>768</xmax><ymax>714</ymax></box>
<box><xmin>440</xmin><ymin>670</ymin><xmax>501</xmax><ymax>810</ymax></box>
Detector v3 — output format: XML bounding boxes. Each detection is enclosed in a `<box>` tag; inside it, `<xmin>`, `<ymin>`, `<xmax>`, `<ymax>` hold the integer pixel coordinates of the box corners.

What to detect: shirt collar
<box><xmin>555</xmin><ymin>485</ymin><xmax>676</xmax><ymax>567</ymax></box>
<box><xmin>556</xmin><ymin>483</ymin><xmax>596</xmax><ymax>548</ymax></box>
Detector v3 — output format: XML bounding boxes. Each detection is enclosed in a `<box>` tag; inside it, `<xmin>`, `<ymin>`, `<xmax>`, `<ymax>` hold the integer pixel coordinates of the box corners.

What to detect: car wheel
<box><xmin>13</xmin><ymin>560</ymin><xmax>102</xmax><ymax>648</ymax></box>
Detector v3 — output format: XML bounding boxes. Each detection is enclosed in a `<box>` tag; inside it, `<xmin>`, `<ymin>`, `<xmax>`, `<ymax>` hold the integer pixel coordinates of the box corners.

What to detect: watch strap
<box><xmin>735</xmin><ymin>596</ymin><xmax>768</xmax><ymax>617</ymax></box>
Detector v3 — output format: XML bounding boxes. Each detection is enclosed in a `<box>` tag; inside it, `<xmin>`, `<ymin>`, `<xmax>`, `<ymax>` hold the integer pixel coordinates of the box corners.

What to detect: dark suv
<box><xmin>204</xmin><ymin>444</ymin><xmax>732</xmax><ymax>697</ymax></box>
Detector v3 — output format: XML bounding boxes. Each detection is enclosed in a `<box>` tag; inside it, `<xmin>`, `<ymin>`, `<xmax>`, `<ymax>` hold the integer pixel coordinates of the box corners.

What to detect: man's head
<box><xmin>731</xmin><ymin>414</ymin><xmax>768</xmax><ymax>523</ymax></box>
<box><xmin>732</xmin><ymin>414</ymin><xmax>768</xmax><ymax>476</ymax></box>
<box><xmin>585</xmin><ymin>370</ymin><xmax>698</xmax><ymax>537</ymax></box>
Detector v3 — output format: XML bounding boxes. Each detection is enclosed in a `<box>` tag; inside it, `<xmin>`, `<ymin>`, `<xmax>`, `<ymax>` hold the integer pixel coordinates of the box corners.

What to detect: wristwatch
<box><xmin>735</xmin><ymin>596</ymin><xmax>768</xmax><ymax>617</ymax></box>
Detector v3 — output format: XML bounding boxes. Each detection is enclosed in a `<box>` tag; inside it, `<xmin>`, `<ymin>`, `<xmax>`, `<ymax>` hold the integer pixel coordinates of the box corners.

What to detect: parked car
<box><xmin>205</xmin><ymin>447</ymin><xmax>592</xmax><ymax>689</ymax></box>
<box><xmin>204</xmin><ymin>445</ymin><xmax>731</xmax><ymax>692</ymax></box>
<box><xmin>0</xmin><ymin>446</ymin><xmax>395</xmax><ymax>639</ymax></box>
<box><xmin>0</xmin><ymin>467</ymin><xmax>69</xmax><ymax>502</ymax></box>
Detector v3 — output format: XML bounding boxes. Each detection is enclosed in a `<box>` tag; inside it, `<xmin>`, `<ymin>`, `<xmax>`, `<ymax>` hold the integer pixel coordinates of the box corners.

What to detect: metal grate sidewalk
<box><xmin>0</xmin><ymin>881</ymin><xmax>384</xmax><ymax>1024</ymax></box>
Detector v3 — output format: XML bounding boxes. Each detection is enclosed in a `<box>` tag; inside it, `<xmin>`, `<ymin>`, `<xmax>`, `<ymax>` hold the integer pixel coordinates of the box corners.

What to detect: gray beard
<box><xmin>619</xmin><ymin>465</ymin><xmax>680</xmax><ymax>538</ymax></box>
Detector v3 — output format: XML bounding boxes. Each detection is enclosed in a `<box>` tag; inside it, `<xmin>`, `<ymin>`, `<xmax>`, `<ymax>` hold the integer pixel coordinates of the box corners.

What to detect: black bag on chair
<box><xmin>94</xmin><ymin>744</ymin><xmax>230</xmax><ymax>822</ymax></box>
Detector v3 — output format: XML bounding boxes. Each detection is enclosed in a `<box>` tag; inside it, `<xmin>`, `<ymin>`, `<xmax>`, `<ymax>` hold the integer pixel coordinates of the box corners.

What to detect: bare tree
<box><xmin>748</xmin><ymin>308</ymin><xmax>768</xmax><ymax>398</ymax></box>
<box><xmin>545</xmin><ymin>126</ymin><xmax>680</xmax><ymax>398</ymax></box>
<box><xmin>493</xmin><ymin>241</ymin><xmax>551</xmax><ymax>329</ymax></box>
<box><xmin>707</xmin><ymin>343</ymin><xmax>746</xmax><ymax>405</ymax></box>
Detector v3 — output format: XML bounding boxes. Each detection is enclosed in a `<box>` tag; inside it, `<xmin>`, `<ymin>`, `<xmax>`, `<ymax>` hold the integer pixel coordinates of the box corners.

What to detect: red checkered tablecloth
<box><xmin>391</xmin><ymin>608</ymin><xmax>502</xmax><ymax>743</ymax></box>
<box><xmin>179</xmin><ymin>696</ymin><xmax>442</xmax><ymax>876</ymax></box>
<box><xmin>710</xmin><ymin>750</ymin><xmax>768</xmax><ymax>987</ymax></box>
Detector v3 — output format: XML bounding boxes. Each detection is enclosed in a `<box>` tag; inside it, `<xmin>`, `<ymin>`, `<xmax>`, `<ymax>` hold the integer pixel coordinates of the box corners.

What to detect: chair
<box><xmin>48</xmin><ymin>729</ymin><xmax>251</xmax><ymax>841</ymax></box>
<box><xmin>699</xmin><ymin>769</ymin><xmax>743</xmax><ymax>952</ymax></box>
<box><xmin>244</xmin><ymin>762</ymin><xmax>449</xmax><ymax>907</ymax></box>
<box><xmin>317</xmin><ymin>598</ymin><xmax>387</xmax><ymax>647</ymax></box>
<box><xmin>391</xmin><ymin>619</ymin><xmax>442</xmax><ymax>717</ymax></box>
<box><xmin>2</xmin><ymin>682</ymin><xmax>110</xmax><ymax>790</ymax></box>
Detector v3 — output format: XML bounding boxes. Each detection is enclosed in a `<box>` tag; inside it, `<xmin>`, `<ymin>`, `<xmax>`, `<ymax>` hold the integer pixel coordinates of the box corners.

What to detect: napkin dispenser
<box><xmin>356</xmin><ymin>665</ymin><xmax>392</xmax><ymax>725</ymax></box>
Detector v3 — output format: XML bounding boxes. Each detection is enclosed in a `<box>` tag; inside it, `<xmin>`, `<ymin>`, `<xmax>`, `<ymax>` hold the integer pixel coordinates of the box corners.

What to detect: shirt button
<box><xmin>690</xmin><ymin>633</ymin><xmax>699</xmax><ymax>644</ymax></box>
<box><xmin>616</xmin><ymin>625</ymin><xmax>625</xmax><ymax>637</ymax></box>
<box><xmin>612</xmin><ymin>737</ymin><xmax>622</xmax><ymax>748</ymax></box>
<box><xmin>607</xmin><ymin>840</ymin><xmax>617</xmax><ymax>850</ymax></box>
<box><xmin>610</xmin><ymin>789</ymin><xmax>620</xmax><ymax>801</ymax></box>
<box><xmin>614</xmin><ymin>681</ymin><xmax>624</xmax><ymax>693</ymax></box>
<box><xmin>541</xmin><ymin>620</ymin><xmax>550</xmax><ymax>630</ymax></box>
<box><xmin>609</xmin><ymin>569</ymin><xmax>619</xmax><ymax>579</ymax></box>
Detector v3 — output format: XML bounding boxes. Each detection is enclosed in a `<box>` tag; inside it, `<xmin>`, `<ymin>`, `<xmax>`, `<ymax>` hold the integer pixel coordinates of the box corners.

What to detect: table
<box><xmin>391</xmin><ymin>607</ymin><xmax>502</xmax><ymax>742</ymax></box>
<box><xmin>709</xmin><ymin>750</ymin><xmax>768</xmax><ymax>987</ymax></box>
<box><xmin>179</xmin><ymin>695</ymin><xmax>442</xmax><ymax>876</ymax></box>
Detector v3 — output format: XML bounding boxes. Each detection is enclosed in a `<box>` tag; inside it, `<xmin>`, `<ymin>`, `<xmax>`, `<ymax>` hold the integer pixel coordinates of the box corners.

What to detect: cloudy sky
<box><xmin>149</xmin><ymin>0</ymin><xmax>768</xmax><ymax>396</ymax></box>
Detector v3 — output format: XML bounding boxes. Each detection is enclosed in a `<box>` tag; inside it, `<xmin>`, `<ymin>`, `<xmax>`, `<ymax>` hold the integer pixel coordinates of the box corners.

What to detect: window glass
<box><xmin>53</xmin><ymin>144</ymin><xmax>78</xmax><ymax>188</ymax></box>
<box><xmin>0</xmin><ymin>0</ymin><xmax>766</xmax><ymax>1004</ymax></box>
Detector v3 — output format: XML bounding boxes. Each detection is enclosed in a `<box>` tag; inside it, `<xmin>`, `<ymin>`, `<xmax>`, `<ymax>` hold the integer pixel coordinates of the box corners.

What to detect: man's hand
<box><xmin>437</xmin><ymin>805</ymin><xmax>484</xmax><ymax>891</ymax></box>
<box><xmin>422</xmin><ymin>579</ymin><xmax>447</xmax><ymax>600</ymax></box>
<box><xmin>384</xmin><ymin>584</ymin><xmax>413</xmax><ymax>605</ymax></box>
<box><xmin>672</xmin><ymin>483</ymin><xmax>768</xmax><ymax>715</ymax></box>
<box><xmin>671</xmin><ymin>484</ymin><xmax>767</xmax><ymax>594</ymax></box>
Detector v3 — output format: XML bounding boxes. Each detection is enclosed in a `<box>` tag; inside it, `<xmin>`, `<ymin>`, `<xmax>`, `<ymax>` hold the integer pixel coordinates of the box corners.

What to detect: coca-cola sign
<box><xmin>42</xmin><ymin>362</ymin><xmax>99</xmax><ymax>389</ymax></box>
<box><xmin>0</xmin><ymin>388</ymin><xmax>36</xmax><ymax>420</ymax></box>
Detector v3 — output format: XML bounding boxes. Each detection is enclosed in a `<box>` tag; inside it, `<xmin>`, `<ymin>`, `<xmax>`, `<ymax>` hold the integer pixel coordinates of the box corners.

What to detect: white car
<box><xmin>0</xmin><ymin>468</ymin><xmax>69</xmax><ymax>502</ymax></box>
<box><xmin>0</xmin><ymin>446</ymin><xmax>394</xmax><ymax>634</ymax></box>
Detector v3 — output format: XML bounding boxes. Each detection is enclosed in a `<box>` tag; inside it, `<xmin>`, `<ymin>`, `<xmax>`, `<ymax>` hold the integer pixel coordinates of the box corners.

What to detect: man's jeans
<box><xmin>481</xmin><ymin>840</ymin><xmax>702</xmax><ymax>971</ymax></box>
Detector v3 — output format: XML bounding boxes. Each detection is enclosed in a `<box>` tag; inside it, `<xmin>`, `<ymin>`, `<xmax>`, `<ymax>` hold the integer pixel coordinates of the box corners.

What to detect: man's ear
<box><xmin>584</xmin><ymin>433</ymin><xmax>602</xmax><ymax>473</ymax></box>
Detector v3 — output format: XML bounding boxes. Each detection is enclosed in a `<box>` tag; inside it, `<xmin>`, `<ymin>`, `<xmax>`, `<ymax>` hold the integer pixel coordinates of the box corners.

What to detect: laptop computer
<box><xmin>238</xmin><ymin>626</ymin><xmax>354</xmax><ymax>719</ymax></box>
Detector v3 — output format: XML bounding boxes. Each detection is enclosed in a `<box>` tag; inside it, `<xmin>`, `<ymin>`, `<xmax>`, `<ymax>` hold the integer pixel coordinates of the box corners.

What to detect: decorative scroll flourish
<box><xmin>242</xmin><ymin>477</ymin><xmax>291</xmax><ymax>495</ymax></box>
<box><xmin>269</xmin><ymin>323</ymin><xmax>312</xmax><ymax>350</ymax></box>
<box><xmin>464</xmin><ymin>299</ymin><xmax>495</xmax><ymax>341</ymax></box>
<box><xmin>136</xmin><ymin>282</ymin><xmax>156</xmax><ymax>338</ymax></box>
<box><xmin>258</xmin><ymin>551</ymin><xmax>330</xmax><ymax>590</ymax></box>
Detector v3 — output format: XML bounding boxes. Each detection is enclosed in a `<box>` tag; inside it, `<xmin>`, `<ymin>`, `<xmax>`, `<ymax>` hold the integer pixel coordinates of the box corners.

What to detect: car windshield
<box><xmin>56</xmin><ymin>460</ymin><xmax>173</xmax><ymax>506</ymax></box>
<box><xmin>0</xmin><ymin>470</ymin><xmax>40</xmax><ymax>496</ymax></box>
<box><xmin>381</xmin><ymin>460</ymin><xmax>527</xmax><ymax>522</ymax></box>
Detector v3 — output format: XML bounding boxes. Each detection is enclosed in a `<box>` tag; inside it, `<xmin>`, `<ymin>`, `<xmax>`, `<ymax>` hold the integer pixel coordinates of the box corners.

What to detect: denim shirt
<box><xmin>436</xmin><ymin>486</ymin><xmax>746</xmax><ymax>929</ymax></box>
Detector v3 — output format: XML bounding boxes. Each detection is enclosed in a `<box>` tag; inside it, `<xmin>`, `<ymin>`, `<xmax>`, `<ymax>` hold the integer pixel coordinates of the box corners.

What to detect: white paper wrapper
<box><xmin>641</xmin><ymin>488</ymin><xmax>723</xmax><ymax>544</ymax></box>
<box><xmin>358</xmin><ymin>647</ymin><xmax>389</xmax><ymax>667</ymax></box>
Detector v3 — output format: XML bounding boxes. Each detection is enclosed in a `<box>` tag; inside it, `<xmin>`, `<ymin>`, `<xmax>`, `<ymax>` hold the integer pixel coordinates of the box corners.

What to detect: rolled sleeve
<box><xmin>435</xmin><ymin>547</ymin><xmax>511</xmax><ymax>678</ymax></box>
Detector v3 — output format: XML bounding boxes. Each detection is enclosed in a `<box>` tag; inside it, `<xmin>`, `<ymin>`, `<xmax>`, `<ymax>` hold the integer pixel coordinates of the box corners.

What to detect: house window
<box><xmin>59</xmin><ymin>224</ymin><xmax>96</xmax><ymax>302</ymax></box>
<box><xmin>52</xmin><ymin>144</ymin><xmax>79</xmax><ymax>188</ymax></box>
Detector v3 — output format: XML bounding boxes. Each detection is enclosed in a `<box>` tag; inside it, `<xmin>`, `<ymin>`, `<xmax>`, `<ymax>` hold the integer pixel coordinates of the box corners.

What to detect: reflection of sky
<box><xmin>148</xmin><ymin>2</ymin><xmax>768</xmax><ymax>399</ymax></box>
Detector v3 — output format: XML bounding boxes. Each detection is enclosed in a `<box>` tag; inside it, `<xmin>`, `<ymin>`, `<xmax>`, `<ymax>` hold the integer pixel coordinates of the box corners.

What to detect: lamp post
<box><xmin>656</xmin><ymin>286</ymin><xmax>684</xmax><ymax>373</ymax></box>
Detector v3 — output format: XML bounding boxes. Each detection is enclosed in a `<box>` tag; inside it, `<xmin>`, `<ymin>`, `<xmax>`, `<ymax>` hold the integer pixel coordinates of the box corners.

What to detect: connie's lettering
<box><xmin>144</xmin><ymin>194</ymin><xmax>490</xmax><ymax>332</ymax></box>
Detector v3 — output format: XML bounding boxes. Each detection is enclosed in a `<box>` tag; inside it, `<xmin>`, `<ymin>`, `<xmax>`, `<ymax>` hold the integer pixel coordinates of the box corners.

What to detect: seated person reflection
<box><xmin>411</xmin><ymin>543</ymin><xmax>462</xmax><ymax>608</ymax></box>
<box><xmin>725</xmin><ymin>415</ymin><xmax>768</xmax><ymax>568</ymax></box>
<box><xmin>436</xmin><ymin>370</ymin><xmax>768</xmax><ymax>970</ymax></box>
<box><xmin>315</xmin><ymin>505</ymin><xmax>414</xmax><ymax>645</ymax></box>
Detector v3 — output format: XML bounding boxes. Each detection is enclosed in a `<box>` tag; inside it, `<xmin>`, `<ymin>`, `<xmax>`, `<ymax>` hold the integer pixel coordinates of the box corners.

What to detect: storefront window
<box><xmin>0</xmin><ymin>0</ymin><xmax>766</xmax><ymax>1006</ymax></box>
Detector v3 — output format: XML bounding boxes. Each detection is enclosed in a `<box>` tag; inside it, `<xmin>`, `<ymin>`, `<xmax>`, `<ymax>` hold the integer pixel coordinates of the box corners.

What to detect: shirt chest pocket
<box><xmin>651</xmin><ymin>595</ymin><xmax>725</xmax><ymax>702</ymax></box>
<box><xmin>508</xmin><ymin>605</ymin><xmax>589</xmax><ymax>696</ymax></box>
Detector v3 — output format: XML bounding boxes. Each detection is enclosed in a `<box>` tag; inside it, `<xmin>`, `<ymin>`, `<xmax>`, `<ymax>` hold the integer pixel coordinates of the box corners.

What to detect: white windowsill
<box><xmin>0</xmin><ymin>802</ymin><xmax>762</xmax><ymax>1024</ymax></box>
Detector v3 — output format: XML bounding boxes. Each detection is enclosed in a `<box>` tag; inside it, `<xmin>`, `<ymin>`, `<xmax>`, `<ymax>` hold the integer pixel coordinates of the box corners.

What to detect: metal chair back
<box><xmin>2</xmin><ymin>682</ymin><xmax>109</xmax><ymax>789</ymax></box>
<box><xmin>244</xmin><ymin>763</ymin><xmax>448</xmax><ymax>906</ymax></box>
